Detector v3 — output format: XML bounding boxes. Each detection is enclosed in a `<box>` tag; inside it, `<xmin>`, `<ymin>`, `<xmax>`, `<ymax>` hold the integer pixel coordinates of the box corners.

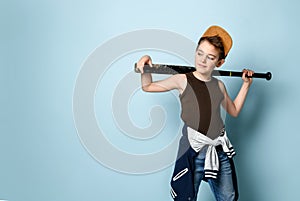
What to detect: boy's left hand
<box><xmin>242</xmin><ymin>69</ymin><xmax>254</xmax><ymax>84</ymax></box>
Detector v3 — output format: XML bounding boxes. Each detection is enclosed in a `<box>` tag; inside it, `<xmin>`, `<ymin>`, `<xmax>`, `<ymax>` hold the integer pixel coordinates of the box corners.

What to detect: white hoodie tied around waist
<box><xmin>187</xmin><ymin>127</ymin><xmax>236</xmax><ymax>179</ymax></box>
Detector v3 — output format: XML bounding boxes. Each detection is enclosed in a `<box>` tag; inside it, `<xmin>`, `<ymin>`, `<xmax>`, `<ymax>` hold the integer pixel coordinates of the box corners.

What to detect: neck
<box><xmin>193</xmin><ymin>71</ymin><xmax>212</xmax><ymax>82</ymax></box>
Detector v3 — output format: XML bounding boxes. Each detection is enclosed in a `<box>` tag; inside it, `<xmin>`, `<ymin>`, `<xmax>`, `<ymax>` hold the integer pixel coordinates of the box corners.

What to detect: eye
<box><xmin>207</xmin><ymin>56</ymin><xmax>215</xmax><ymax>60</ymax></box>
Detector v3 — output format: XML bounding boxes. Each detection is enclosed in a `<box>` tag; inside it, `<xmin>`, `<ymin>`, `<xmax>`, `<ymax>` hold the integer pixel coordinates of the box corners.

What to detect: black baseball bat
<box><xmin>134</xmin><ymin>63</ymin><xmax>272</xmax><ymax>81</ymax></box>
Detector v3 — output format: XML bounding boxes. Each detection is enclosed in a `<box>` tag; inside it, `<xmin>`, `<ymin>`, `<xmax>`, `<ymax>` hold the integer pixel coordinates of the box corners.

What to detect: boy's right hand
<box><xmin>136</xmin><ymin>55</ymin><xmax>153</xmax><ymax>74</ymax></box>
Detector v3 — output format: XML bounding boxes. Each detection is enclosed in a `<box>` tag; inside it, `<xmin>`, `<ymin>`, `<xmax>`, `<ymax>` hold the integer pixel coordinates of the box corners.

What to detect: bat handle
<box><xmin>213</xmin><ymin>70</ymin><xmax>272</xmax><ymax>80</ymax></box>
<box><xmin>251</xmin><ymin>71</ymin><xmax>272</xmax><ymax>80</ymax></box>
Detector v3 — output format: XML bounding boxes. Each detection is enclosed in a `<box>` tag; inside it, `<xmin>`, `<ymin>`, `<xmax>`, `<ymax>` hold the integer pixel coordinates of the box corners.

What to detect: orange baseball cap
<box><xmin>200</xmin><ymin>25</ymin><xmax>233</xmax><ymax>57</ymax></box>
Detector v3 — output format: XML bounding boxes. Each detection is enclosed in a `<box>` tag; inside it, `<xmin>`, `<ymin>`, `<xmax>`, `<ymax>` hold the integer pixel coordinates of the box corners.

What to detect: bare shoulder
<box><xmin>173</xmin><ymin>73</ymin><xmax>187</xmax><ymax>84</ymax></box>
<box><xmin>173</xmin><ymin>73</ymin><xmax>187</xmax><ymax>81</ymax></box>
<box><xmin>172</xmin><ymin>74</ymin><xmax>187</xmax><ymax>93</ymax></box>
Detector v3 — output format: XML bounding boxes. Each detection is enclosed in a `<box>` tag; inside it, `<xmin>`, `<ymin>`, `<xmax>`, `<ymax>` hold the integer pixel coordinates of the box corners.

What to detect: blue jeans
<box><xmin>193</xmin><ymin>146</ymin><xmax>237</xmax><ymax>201</ymax></box>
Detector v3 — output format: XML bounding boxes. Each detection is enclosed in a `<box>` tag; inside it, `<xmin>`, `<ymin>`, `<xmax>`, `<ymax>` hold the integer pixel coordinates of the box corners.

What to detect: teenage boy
<box><xmin>136</xmin><ymin>25</ymin><xmax>253</xmax><ymax>201</ymax></box>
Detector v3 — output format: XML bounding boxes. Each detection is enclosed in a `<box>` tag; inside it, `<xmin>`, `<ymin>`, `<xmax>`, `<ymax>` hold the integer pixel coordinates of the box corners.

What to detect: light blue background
<box><xmin>1</xmin><ymin>0</ymin><xmax>299</xmax><ymax>200</ymax></box>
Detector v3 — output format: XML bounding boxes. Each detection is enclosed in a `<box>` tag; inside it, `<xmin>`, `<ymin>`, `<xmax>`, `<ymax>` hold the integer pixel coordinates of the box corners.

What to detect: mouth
<box><xmin>197</xmin><ymin>63</ymin><xmax>207</xmax><ymax>68</ymax></box>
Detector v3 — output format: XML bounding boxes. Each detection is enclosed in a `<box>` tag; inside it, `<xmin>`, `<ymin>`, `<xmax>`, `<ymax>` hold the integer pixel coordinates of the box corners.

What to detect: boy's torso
<box><xmin>179</xmin><ymin>72</ymin><xmax>224</xmax><ymax>139</ymax></box>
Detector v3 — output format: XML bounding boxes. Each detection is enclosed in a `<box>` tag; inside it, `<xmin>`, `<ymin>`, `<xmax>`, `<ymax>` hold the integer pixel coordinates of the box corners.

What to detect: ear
<box><xmin>216</xmin><ymin>59</ymin><xmax>225</xmax><ymax>68</ymax></box>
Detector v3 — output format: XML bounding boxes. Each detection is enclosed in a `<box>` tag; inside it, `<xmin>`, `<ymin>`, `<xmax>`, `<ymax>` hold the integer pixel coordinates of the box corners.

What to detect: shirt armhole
<box><xmin>179</xmin><ymin>74</ymin><xmax>188</xmax><ymax>96</ymax></box>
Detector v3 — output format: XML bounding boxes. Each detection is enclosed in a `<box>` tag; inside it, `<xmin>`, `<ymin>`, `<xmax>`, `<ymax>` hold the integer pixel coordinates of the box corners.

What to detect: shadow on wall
<box><xmin>224</xmin><ymin>80</ymin><xmax>269</xmax><ymax>201</ymax></box>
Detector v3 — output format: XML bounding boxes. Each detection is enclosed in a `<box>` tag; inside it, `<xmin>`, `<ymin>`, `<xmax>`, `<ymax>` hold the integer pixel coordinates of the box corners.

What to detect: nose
<box><xmin>201</xmin><ymin>55</ymin><xmax>207</xmax><ymax>63</ymax></box>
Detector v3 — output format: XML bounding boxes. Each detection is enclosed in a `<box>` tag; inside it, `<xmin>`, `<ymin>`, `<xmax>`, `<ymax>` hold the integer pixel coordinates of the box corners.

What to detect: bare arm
<box><xmin>136</xmin><ymin>55</ymin><xmax>186</xmax><ymax>93</ymax></box>
<box><xmin>219</xmin><ymin>69</ymin><xmax>254</xmax><ymax>117</ymax></box>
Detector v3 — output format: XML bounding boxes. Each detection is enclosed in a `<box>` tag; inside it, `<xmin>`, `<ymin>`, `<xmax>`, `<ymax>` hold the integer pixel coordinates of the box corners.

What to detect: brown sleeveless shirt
<box><xmin>180</xmin><ymin>72</ymin><xmax>225</xmax><ymax>139</ymax></box>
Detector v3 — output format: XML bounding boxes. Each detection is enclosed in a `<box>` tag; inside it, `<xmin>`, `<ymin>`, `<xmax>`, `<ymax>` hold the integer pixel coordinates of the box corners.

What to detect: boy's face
<box><xmin>195</xmin><ymin>40</ymin><xmax>225</xmax><ymax>75</ymax></box>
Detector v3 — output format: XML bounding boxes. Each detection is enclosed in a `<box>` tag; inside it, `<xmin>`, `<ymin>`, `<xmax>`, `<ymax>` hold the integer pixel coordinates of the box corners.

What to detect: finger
<box><xmin>138</xmin><ymin>61</ymin><xmax>145</xmax><ymax>74</ymax></box>
<box><xmin>248</xmin><ymin>70</ymin><xmax>254</xmax><ymax>77</ymax></box>
<box><xmin>148</xmin><ymin>59</ymin><xmax>153</xmax><ymax>67</ymax></box>
<box><xmin>242</xmin><ymin>69</ymin><xmax>247</xmax><ymax>79</ymax></box>
<box><xmin>247</xmin><ymin>70</ymin><xmax>251</xmax><ymax>77</ymax></box>
<box><xmin>246</xmin><ymin>70</ymin><xmax>254</xmax><ymax>82</ymax></box>
<box><xmin>140</xmin><ymin>63</ymin><xmax>145</xmax><ymax>74</ymax></box>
